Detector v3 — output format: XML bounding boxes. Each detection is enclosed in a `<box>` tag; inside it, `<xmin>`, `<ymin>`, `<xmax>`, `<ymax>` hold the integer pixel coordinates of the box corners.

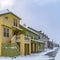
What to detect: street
<box><xmin>45</xmin><ymin>48</ymin><xmax>59</xmax><ymax>60</ymax></box>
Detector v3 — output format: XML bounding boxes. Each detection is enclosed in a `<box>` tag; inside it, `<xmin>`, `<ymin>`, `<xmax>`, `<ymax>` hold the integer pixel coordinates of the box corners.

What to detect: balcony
<box><xmin>25</xmin><ymin>36</ymin><xmax>30</xmax><ymax>43</ymax></box>
<box><xmin>16</xmin><ymin>35</ymin><xmax>30</xmax><ymax>43</ymax></box>
<box><xmin>31</xmin><ymin>38</ymin><xmax>44</xmax><ymax>43</ymax></box>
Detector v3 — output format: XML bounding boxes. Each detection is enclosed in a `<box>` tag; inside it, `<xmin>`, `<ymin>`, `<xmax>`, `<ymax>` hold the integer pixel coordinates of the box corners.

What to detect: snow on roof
<box><xmin>0</xmin><ymin>9</ymin><xmax>10</xmax><ymax>14</ymax></box>
<box><xmin>27</xmin><ymin>28</ymin><xmax>39</xmax><ymax>35</ymax></box>
<box><xmin>21</xmin><ymin>25</ymin><xmax>39</xmax><ymax>36</ymax></box>
<box><xmin>0</xmin><ymin>9</ymin><xmax>21</xmax><ymax>20</ymax></box>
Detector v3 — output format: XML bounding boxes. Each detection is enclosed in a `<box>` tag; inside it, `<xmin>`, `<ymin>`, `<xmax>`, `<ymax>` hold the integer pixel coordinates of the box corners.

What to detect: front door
<box><xmin>25</xmin><ymin>44</ymin><xmax>29</xmax><ymax>55</ymax></box>
<box><xmin>13</xmin><ymin>31</ymin><xmax>18</xmax><ymax>35</ymax></box>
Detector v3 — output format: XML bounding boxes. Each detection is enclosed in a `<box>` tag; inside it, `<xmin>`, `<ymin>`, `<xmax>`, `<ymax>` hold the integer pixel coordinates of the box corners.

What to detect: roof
<box><xmin>0</xmin><ymin>9</ymin><xmax>21</xmax><ymax>20</ymax></box>
<box><xmin>0</xmin><ymin>9</ymin><xmax>9</xmax><ymax>14</ymax></box>
<box><xmin>20</xmin><ymin>25</ymin><xmax>39</xmax><ymax>36</ymax></box>
<box><xmin>27</xmin><ymin>27</ymin><xmax>39</xmax><ymax>35</ymax></box>
<box><xmin>28</xmin><ymin>27</ymin><xmax>43</xmax><ymax>36</ymax></box>
<box><xmin>28</xmin><ymin>27</ymin><xmax>39</xmax><ymax>33</ymax></box>
<box><xmin>28</xmin><ymin>27</ymin><xmax>50</xmax><ymax>39</ymax></box>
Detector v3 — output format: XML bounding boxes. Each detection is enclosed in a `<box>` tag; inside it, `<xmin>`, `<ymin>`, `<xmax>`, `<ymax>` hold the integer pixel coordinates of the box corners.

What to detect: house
<box><xmin>28</xmin><ymin>27</ymin><xmax>49</xmax><ymax>49</ymax></box>
<box><xmin>0</xmin><ymin>9</ymin><xmax>22</xmax><ymax>56</ymax></box>
<box><xmin>48</xmin><ymin>40</ymin><xmax>53</xmax><ymax>49</ymax></box>
<box><xmin>0</xmin><ymin>10</ymin><xmax>44</xmax><ymax>57</ymax></box>
<box><xmin>20</xmin><ymin>25</ymin><xmax>45</xmax><ymax>54</ymax></box>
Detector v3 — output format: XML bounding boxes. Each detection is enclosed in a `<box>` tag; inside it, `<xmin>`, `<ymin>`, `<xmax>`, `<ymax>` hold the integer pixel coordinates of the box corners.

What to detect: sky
<box><xmin>0</xmin><ymin>0</ymin><xmax>60</xmax><ymax>44</ymax></box>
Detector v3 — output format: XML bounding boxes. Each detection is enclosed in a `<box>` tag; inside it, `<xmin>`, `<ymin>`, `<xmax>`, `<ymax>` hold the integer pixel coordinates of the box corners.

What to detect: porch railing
<box><xmin>25</xmin><ymin>36</ymin><xmax>30</xmax><ymax>42</ymax></box>
<box><xmin>11</xmin><ymin>35</ymin><xmax>16</xmax><ymax>41</ymax></box>
<box><xmin>16</xmin><ymin>35</ymin><xmax>20</xmax><ymax>40</ymax></box>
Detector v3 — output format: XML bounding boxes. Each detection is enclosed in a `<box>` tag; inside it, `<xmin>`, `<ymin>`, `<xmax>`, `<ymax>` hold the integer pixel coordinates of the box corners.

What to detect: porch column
<box><xmin>35</xmin><ymin>43</ymin><xmax>37</xmax><ymax>53</ymax></box>
<box><xmin>29</xmin><ymin>38</ymin><xmax>31</xmax><ymax>54</ymax></box>
<box><xmin>20</xmin><ymin>34</ymin><xmax>25</xmax><ymax>55</ymax></box>
<box><xmin>0</xmin><ymin>19</ymin><xmax>3</xmax><ymax>56</ymax></box>
<box><xmin>0</xmin><ymin>43</ymin><xmax>1</xmax><ymax>56</ymax></box>
<box><xmin>37</xmin><ymin>43</ymin><xmax>39</xmax><ymax>52</ymax></box>
<box><xmin>33</xmin><ymin>43</ymin><xmax>34</xmax><ymax>53</ymax></box>
<box><xmin>38</xmin><ymin>43</ymin><xmax>40</xmax><ymax>52</ymax></box>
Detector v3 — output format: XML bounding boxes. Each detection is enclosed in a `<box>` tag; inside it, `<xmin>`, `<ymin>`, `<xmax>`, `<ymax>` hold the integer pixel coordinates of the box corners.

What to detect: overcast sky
<box><xmin>0</xmin><ymin>0</ymin><xmax>60</xmax><ymax>44</ymax></box>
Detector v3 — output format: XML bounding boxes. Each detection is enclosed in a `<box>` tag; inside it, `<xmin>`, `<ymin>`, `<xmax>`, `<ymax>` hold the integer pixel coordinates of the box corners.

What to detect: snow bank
<box><xmin>0</xmin><ymin>55</ymin><xmax>54</xmax><ymax>60</ymax></box>
<box><xmin>0</xmin><ymin>47</ymin><xmax>58</xmax><ymax>60</ymax></box>
<box><xmin>14</xmin><ymin>55</ymin><xmax>53</xmax><ymax>60</ymax></box>
<box><xmin>39</xmin><ymin>47</ymin><xmax>58</xmax><ymax>55</ymax></box>
<box><xmin>55</xmin><ymin>48</ymin><xmax>60</xmax><ymax>60</ymax></box>
<box><xmin>0</xmin><ymin>57</ymin><xmax>11</xmax><ymax>60</ymax></box>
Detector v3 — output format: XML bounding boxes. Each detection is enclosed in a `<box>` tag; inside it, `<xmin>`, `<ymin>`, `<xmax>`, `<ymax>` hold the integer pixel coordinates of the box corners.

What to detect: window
<box><xmin>38</xmin><ymin>36</ymin><xmax>40</xmax><ymax>39</ymax></box>
<box><xmin>4</xmin><ymin>28</ymin><xmax>9</xmax><ymax>37</ymax></box>
<box><xmin>31</xmin><ymin>36</ymin><xmax>33</xmax><ymax>39</ymax></box>
<box><xmin>14</xmin><ymin>19</ymin><xmax>17</xmax><ymax>27</ymax></box>
<box><xmin>34</xmin><ymin>37</ymin><xmax>38</xmax><ymax>40</ymax></box>
<box><xmin>7</xmin><ymin>29</ymin><xmax>9</xmax><ymax>37</ymax></box>
<box><xmin>5</xmin><ymin>17</ymin><xmax>8</xmax><ymax>20</ymax></box>
<box><xmin>4</xmin><ymin>28</ymin><xmax>6</xmax><ymax>37</ymax></box>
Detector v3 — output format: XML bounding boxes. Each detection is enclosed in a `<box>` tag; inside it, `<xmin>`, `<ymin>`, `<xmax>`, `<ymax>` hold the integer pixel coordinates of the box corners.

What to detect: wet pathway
<box><xmin>44</xmin><ymin>48</ymin><xmax>59</xmax><ymax>60</ymax></box>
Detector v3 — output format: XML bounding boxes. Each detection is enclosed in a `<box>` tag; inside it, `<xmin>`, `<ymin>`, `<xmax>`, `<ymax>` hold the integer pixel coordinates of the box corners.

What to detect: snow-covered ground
<box><xmin>0</xmin><ymin>47</ymin><xmax>58</xmax><ymax>60</ymax></box>
<box><xmin>55</xmin><ymin>48</ymin><xmax>60</xmax><ymax>60</ymax></box>
<box><xmin>0</xmin><ymin>54</ymin><xmax>53</xmax><ymax>60</ymax></box>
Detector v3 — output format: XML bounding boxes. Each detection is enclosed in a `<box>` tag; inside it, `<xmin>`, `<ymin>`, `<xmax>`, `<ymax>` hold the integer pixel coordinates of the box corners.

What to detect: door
<box><xmin>25</xmin><ymin>44</ymin><xmax>29</xmax><ymax>55</ymax></box>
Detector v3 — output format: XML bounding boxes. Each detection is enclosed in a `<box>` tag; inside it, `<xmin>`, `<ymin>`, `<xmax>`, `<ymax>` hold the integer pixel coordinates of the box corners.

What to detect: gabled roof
<box><xmin>0</xmin><ymin>9</ymin><xmax>21</xmax><ymax>20</ymax></box>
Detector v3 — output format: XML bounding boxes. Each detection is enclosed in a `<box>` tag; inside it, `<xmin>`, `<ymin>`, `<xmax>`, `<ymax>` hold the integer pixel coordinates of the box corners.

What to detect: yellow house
<box><xmin>0</xmin><ymin>10</ymin><xmax>44</xmax><ymax>57</ymax></box>
<box><xmin>20</xmin><ymin>25</ymin><xmax>44</xmax><ymax>55</ymax></box>
<box><xmin>0</xmin><ymin>10</ymin><xmax>22</xmax><ymax>56</ymax></box>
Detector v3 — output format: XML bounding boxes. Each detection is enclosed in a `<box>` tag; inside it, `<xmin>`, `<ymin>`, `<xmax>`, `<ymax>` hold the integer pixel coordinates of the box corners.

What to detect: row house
<box><xmin>20</xmin><ymin>25</ymin><xmax>44</xmax><ymax>54</ymax></box>
<box><xmin>28</xmin><ymin>27</ymin><xmax>49</xmax><ymax>49</ymax></box>
<box><xmin>0</xmin><ymin>10</ymin><xmax>44</xmax><ymax>57</ymax></box>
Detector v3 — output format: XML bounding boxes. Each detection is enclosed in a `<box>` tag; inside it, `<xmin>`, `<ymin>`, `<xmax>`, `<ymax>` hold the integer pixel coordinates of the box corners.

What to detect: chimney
<box><xmin>23</xmin><ymin>24</ymin><xmax>26</xmax><ymax>27</ymax></box>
